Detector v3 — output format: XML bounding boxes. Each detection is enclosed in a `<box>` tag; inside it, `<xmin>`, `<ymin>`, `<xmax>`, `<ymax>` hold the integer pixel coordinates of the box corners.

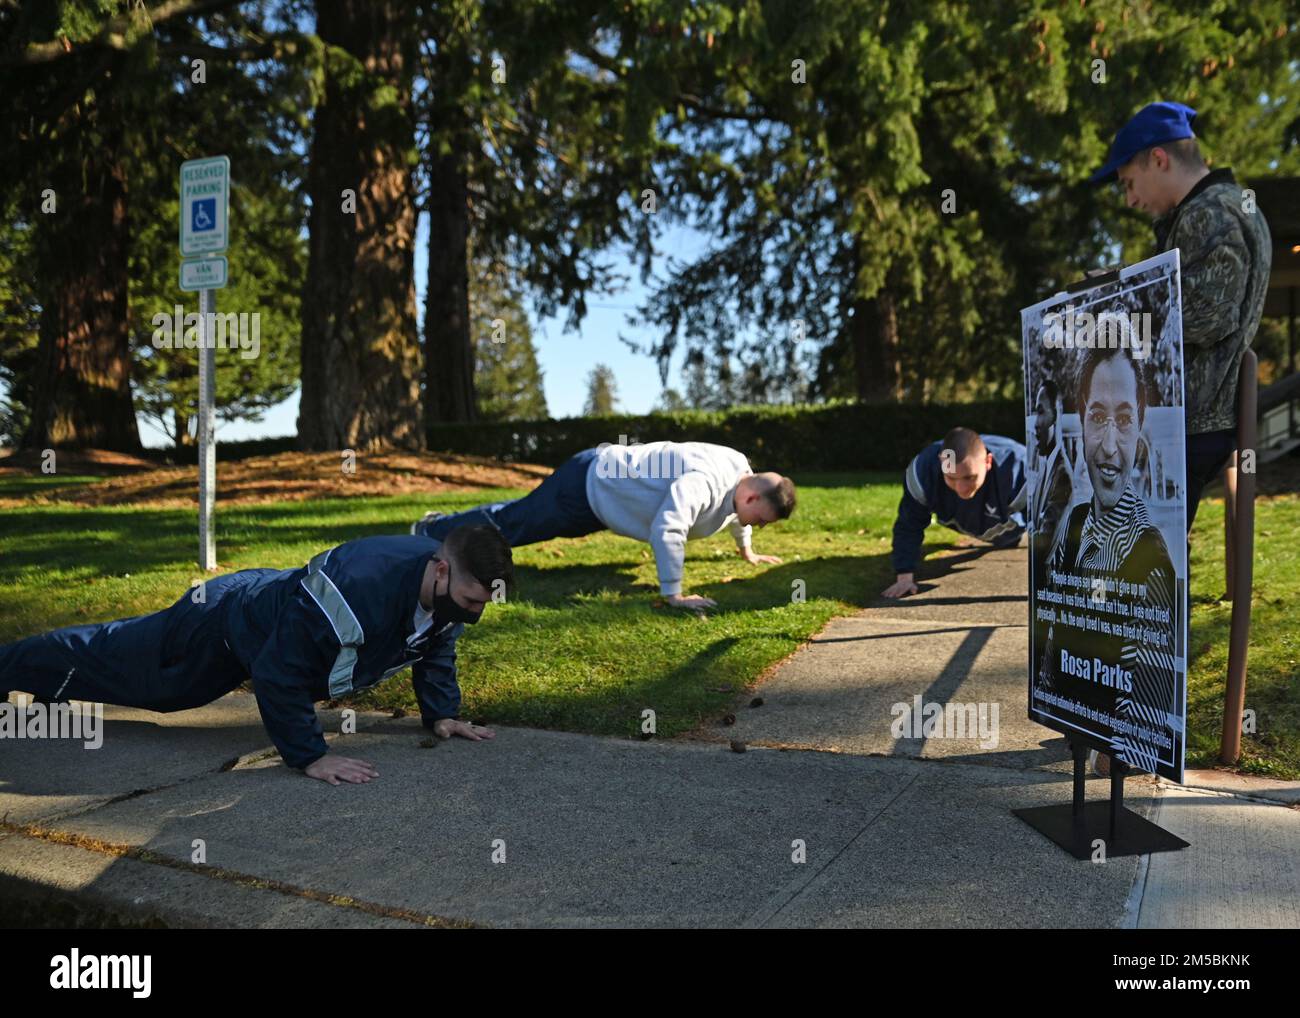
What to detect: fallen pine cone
<box><xmin>721</xmin><ymin>713</ymin><xmax>736</xmax><ymax>726</ymax></box>
<box><xmin>730</xmin><ymin>740</ymin><xmax>747</xmax><ymax>753</ymax></box>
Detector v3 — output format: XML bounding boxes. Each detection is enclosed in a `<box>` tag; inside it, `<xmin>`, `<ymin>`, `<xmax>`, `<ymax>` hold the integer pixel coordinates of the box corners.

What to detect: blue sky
<box><xmin>138</xmin><ymin>216</ymin><xmax>707</xmax><ymax>448</ymax></box>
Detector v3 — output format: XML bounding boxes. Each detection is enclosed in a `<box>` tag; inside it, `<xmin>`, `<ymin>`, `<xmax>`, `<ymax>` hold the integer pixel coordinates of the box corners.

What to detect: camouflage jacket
<box><xmin>1153</xmin><ymin>168</ymin><xmax>1271</xmax><ymax>434</ymax></box>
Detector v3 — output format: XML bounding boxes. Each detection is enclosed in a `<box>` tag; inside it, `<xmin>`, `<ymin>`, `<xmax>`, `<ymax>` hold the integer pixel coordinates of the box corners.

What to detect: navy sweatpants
<box><xmin>1185</xmin><ymin>428</ymin><xmax>1237</xmax><ymax>533</ymax></box>
<box><xmin>416</xmin><ymin>447</ymin><xmax>605</xmax><ymax>546</ymax></box>
<box><xmin>0</xmin><ymin>572</ymin><xmax>257</xmax><ymax>711</ymax></box>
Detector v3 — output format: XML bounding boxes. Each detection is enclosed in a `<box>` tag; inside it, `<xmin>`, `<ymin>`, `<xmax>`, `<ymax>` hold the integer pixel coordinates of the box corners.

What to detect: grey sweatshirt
<box><xmin>584</xmin><ymin>441</ymin><xmax>753</xmax><ymax>595</ymax></box>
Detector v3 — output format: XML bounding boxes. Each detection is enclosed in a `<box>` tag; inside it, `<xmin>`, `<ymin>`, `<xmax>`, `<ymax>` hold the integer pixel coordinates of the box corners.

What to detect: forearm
<box><xmin>413</xmin><ymin>647</ymin><xmax>462</xmax><ymax>725</ymax></box>
<box><xmin>891</xmin><ymin>528</ymin><xmax>924</xmax><ymax>574</ymax></box>
<box><xmin>891</xmin><ymin>489</ymin><xmax>930</xmax><ymax>574</ymax></box>
<box><xmin>651</xmin><ymin>531</ymin><xmax>687</xmax><ymax>596</ymax></box>
<box><xmin>251</xmin><ymin>674</ymin><xmax>329</xmax><ymax>770</ymax></box>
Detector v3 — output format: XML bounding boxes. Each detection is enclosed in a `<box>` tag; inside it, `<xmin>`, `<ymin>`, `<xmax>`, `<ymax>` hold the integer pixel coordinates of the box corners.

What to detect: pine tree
<box><xmin>583</xmin><ymin>363</ymin><xmax>619</xmax><ymax>416</ymax></box>
<box><xmin>469</xmin><ymin>254</ymin><xmax>547</xmax><ymax>422</ymax></box>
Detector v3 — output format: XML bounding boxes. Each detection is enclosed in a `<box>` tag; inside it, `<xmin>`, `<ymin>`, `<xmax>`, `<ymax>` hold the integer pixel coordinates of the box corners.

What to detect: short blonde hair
<box><xmin>1133</xmin><ymin>137</ymin><xmax>1205</xmax><ymax>171</ymax></box>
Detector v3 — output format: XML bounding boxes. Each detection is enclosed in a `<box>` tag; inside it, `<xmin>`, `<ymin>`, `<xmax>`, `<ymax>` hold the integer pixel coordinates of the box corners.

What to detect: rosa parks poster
<box><xmin>1021</xmin><ymin>250</ymin><xmax>1188</xmax><ymax>782</ymax></box>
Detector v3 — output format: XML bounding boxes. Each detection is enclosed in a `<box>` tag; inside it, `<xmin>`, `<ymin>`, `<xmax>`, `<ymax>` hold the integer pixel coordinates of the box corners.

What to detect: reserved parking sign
<box><xmin>179</xmin><ymin>156</ymin><xmax>229</xmax><ymax>256</ymax></box>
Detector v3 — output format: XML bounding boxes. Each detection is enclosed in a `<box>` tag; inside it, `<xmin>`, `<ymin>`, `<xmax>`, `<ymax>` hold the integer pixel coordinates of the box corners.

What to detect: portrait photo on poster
<box><xmin>1021</xmin><ymin>249</ymin><xmax>1188</xmax><ymax>783</ymax></box>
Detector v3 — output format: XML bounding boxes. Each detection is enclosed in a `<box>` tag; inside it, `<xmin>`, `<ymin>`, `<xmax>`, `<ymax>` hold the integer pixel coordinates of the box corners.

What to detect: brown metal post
<box><xmin>1289</xmin><ymin>286</ymin><xmax>1296</xmax><ymax>442</ymax></box>
<box><xmin>1220</xmin><ymin>350</ymin><xmax>1257</xmax><ymax>765</ymax></box>
<box><xmin>1223</xmin><ymin>452</ymin><xmax>1237</xmax><ymax>598</ymax></box>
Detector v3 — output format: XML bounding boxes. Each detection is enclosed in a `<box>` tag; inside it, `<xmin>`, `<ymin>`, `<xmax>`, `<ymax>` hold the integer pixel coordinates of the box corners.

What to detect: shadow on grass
<box><xmin>511</xmin><ymin>560</ymin><xmax>649</xmax><ymax>603</ymax></box>
<box><xmin>687</xmin><ymin>553</ymin><xmax>892</xmax><ymax>612</ymax></box>
<box><xmin>0</xmin><ymin>510</ymin><xmax>203</xmax><ymax>578</ymax></box>
<box><xmin>687</xmin><ymin>543</ymin><xmax>1022</xmax><ymax>613</ymax></box>
<box><xmin>0</xmin><ymin>505</ymin><xmax>440</xmax><ymax>581</ymax></box>
<box><xmin>447</xmin><ymin>626</ymin><xmax>815</xmax><ymax>738</ymax></box>
<box><xmin>0</xmin><ymin>475</ymin><xmax>106</xmax><ymax>498</ymax></box>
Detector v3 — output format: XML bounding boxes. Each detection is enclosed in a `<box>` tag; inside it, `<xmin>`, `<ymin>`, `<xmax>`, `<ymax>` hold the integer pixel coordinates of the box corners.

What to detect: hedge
<box><xmin>150</xmin><ymin>400</ymin><xmax>1025</xmax><ymax>473</ymax></box>
<box><xmin>154</xmin><ymin>434</ymin><xmax>299</xmax><ymax>465</ymax></box>
<box><xmin>425</xmin><ymin>400</ymin><xmax>1025</xmax><ymax>472</ymax></box>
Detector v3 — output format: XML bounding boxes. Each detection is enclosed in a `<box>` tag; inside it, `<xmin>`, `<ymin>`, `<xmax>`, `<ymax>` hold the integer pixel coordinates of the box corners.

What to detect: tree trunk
<box><xmin>173</xmin><ymin>407</ymin><xmax>194</xmax><ymax>447</ymax></box>
<box><xmin>422</xmin><ymin>14</ymin><xmax>477</xmax><ymax>430</ymax></box>
<box><xmin>424</xmin><ymin>142</ymin><xmax>476</xmax><ymax>426</ymax></box>
<box><xmin>22</xmin><ymin>114</ymin><xmax>139</xmax><ymax>451</ymax></box>
<box><xmin>874</xmin><ymin>287</ymin><xmax>902</xmax><ymax>401</ymax></box>
<box><xmin>848</xmin><ymin>291</ymin><xmax>902</xmax><ymax>403</ymax></box>
<box><xmin>298</xmin><ymin>0</ymin><xmax>422</xmax><ymax>452</ymax></box>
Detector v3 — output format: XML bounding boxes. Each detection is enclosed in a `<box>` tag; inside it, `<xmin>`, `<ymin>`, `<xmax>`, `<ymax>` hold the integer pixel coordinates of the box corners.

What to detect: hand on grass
<box><xmin>665</xmin><ymin>593</ymin><xmax>717</xmax><ymax>611</ymax></box>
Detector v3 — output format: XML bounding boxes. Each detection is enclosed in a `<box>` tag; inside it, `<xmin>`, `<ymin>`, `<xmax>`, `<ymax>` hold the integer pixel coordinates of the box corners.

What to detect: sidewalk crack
<box><xmin>742</xmin><ymin>770</ymin><xmax>923</xmax><ymax>928</ymax></box>
<box><xmin>0</xmin><ymin>820</ymin><xmax>481</xmax><ymax>928</ymax></box>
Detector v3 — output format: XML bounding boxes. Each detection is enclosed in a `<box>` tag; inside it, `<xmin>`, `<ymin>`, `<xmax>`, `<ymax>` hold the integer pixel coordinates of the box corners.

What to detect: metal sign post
<box><xmin>180</xmin><ymin>156</ymin><xmax>230</xmax><ymax>572</ymax></box>
<box><xmin>197</xmin><ymin>287</ymin><xmax>217</xmax><ymax>570</ymax></box>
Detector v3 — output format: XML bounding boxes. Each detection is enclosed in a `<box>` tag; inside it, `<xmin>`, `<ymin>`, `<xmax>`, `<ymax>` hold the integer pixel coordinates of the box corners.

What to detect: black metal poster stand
<box><xmin>1013</xmin><ymin>742</ymin><xmax>1189</xmax><ymax>859</ymax></box>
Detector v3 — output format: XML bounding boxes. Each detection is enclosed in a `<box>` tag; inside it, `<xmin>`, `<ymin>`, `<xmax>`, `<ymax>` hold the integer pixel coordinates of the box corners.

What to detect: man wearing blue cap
<box><xmin>1091</xmin><ymin>101</ymin><xmax>1272</xmax><ymax>532</ymax></box>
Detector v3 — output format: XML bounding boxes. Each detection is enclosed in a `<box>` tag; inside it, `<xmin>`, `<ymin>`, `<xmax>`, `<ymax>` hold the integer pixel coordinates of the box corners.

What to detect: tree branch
<box><xmin>676</xmin><ymin>92</ymin><xmax>769</xmax><ymax>124</ymax></box>
<box><xmin>155</xmin><ymin>35</ymin><xmax>307</xmax><ymax>65</ymax></box>
<box><xmin>1</xmin><ymin>0</ymin><xmax>241</xmax><ymax>68</ymax></box>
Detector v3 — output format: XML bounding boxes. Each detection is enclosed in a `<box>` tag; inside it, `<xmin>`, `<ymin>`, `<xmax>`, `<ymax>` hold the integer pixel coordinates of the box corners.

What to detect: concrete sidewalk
<box><xmin>697</xmin><ymin>544</ymin><xmax>1300</xmax><ymax>928</ymax></box>
<box><xmin>2</xmin><ymin>544</ymin><xmax>1297</xmax><ymax>928</ymax></box>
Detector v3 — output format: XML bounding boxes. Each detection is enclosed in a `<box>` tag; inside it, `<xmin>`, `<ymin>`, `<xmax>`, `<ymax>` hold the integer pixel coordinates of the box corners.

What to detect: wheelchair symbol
<box><xmin>191</xmin><ymin>198</ymin><xmax>216</xmax><ymax>232</ymax></box>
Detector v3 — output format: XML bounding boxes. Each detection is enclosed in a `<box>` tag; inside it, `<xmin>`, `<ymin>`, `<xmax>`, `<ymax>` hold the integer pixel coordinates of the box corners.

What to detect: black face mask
<box><xmin>432</xmin><ymin>559</ymin><xmax>483</xmax><ymax>625</ymax></box>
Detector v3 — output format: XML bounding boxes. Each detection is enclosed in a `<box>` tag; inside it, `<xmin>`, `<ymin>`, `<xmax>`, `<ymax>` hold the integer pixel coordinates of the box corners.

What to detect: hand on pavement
<box><xmin>304</xmin><ymin>753</ymin><xmax>379</xmax><ymax>785</ymax></box>
<box><xmin>433</xmin><ymin>718</ymin><xmax>496</xmax><ymax>741</ymax></box>
<box><xmin>881</xmin><ymin>575</ymin><xmax>919</xmax><ymax>599</ymax></box>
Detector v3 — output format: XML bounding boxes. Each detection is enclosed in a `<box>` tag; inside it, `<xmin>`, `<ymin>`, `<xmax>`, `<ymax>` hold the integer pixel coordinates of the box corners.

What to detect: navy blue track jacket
<box><xmin>891</xmin><ymin>434</ymin><xmax>1029</xmax><ymax>574</ymax></box>
<box><xmin>221</xmin><ymin>535</ymin><xmax>464</xmax><ymax>769</ymax></box>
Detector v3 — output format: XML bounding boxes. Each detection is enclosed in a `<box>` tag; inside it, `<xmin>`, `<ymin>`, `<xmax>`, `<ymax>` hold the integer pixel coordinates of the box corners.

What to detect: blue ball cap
<box><xmin>1089</xmin><ymin>101</ymin><xmax>1198</xmax><ymax>184</ymax></box>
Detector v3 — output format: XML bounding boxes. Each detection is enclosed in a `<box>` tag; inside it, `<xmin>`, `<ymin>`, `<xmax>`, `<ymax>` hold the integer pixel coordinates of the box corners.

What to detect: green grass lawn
<box><xmin>0</xmin><ymin>474</ymin><xmax>107</xmax><ymax>498</ymax></box>
<box><xmin>1</xmin><ymin>468</ymin><xmax>1296</xmax><ymax>777</ymax></box>
<box><xmin>1184</xmin><ymin>494</ymin><xmax>1300</xmax><ymax>778</ymax></box>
